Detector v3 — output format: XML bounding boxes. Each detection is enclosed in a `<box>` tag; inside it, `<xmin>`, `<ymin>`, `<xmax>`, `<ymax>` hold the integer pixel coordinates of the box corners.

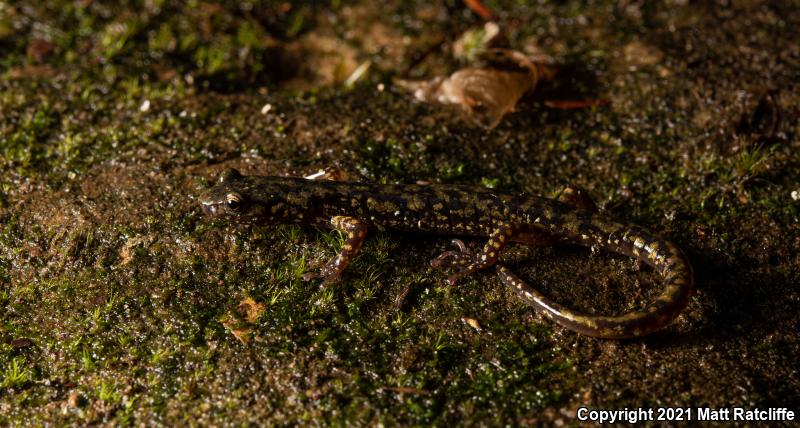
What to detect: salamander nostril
<box><xmin>202</xmin><ymin>204</ymin><xmax>216</xmax><ymax>215</ymax></box>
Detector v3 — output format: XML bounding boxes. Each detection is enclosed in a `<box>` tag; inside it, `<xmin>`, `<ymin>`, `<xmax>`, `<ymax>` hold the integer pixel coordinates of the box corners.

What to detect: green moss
<box><xmin>99</xmin><ymin>19</ymin><xmax>140</xmax><ymax>60</ymax></box>
<box><xmin>1</xmin><ymin>0</ymin><xmax>799</xmax><ymax>425</ymax></box>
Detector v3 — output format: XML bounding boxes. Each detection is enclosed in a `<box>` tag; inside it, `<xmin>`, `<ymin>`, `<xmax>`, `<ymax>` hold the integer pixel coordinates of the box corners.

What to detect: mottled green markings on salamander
<box><xmin>200</xmin><ymin>169</ymin><xmax>693</xmax><ymax>339</ymax></box>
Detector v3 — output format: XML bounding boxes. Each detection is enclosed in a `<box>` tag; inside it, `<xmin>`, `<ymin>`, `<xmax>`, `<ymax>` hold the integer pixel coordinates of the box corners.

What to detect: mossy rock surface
<box><xmin>1</xmin><ymin>1</ymin><xmax>798</xmax><ymax>425</ymax></box>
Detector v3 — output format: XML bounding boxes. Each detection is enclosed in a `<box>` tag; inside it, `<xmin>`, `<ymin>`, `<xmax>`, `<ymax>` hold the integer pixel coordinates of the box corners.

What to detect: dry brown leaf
<box><xmin>397</xmin><ymin>48</ymin><xmax>555</xmax><ymax>129</ymax></box>
<box><xmin>237</xmin><ymin>297</ymin><xmax>266</xmax><ymax>324</ymax></box>
<box><xmin>398</xmin><ymin>68</ymin><xmax>533</xmax><ymax>129</ymax></box>
<box><xmin>221</xmin><ymin>317</ymin><xmax>253</xmax><ymax>344</ymax></box>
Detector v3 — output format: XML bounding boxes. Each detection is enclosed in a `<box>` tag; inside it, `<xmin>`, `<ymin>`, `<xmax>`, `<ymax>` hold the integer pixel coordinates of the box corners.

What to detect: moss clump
<box><xmin>1</xmin><ymin>0</ymin><xmax>799</xmax><ymax>425</ymax></box>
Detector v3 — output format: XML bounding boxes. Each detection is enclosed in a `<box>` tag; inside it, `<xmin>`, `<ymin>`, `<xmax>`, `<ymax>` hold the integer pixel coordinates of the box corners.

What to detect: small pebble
<box><xmin>11</xmin><ymin>338</ymin><xmax>33</xmax><ymax>348</ymax></box>
<box><xmin>462</xmin><ymin>317</ymin><xmax>482</xmax><ymax>331</ymax></box>
<box><xmin>67</xmin><ymin>391</ymin><xmax>85</xmax><ymax>409</ymax></box>
<box><xmin>139</xmin><ymin>99</ymin><xmax>150</xmax><ymax>112</ymax></box>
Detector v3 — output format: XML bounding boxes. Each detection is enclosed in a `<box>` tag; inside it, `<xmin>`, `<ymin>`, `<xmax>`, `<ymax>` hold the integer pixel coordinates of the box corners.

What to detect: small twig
<box><xmin>464</xmin><ymin>0</ymin><xmax>493</xmax><ymax>20</ymax></box>
<box><xmin>544</xmin><ymin>99</ymin><xmax>610</xmax><ymax>109</ymax></box>
<box><xmin>403</xmin><ymin>38</ymin><xmax>447</xmax><ymax>76</ymax></box>
<box><xmin>379</xmin><ymin>386</ymin><xmax>430</xmax><ymax>395</ymax></box>
<box><xmin>394</xmin><ymin>281</ymin><xmax>414</xmax><ymax>310</ymax></box>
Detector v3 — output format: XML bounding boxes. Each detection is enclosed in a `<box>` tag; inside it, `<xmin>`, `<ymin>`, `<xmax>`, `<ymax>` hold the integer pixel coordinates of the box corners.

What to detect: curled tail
<box><xmin>503</xmin><ymin>217</ymin><xmax>693</xmax><ymax>339</ymax></box>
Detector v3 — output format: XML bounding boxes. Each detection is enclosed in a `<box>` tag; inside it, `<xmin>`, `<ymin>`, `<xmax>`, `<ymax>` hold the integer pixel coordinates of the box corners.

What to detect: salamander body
<box><xmin>200</xmin><ymin>169</ymin><xmax>693</xmax><ymax>339</ymax></box>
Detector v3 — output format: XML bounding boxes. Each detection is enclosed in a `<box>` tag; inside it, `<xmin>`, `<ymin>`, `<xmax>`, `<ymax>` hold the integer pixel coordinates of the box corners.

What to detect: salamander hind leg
<box><xmin>431</xmin><ymin>225</ymin><xmax>516</xmax><ymax>285</ymax></box>
<box><xmin>304</xmin><ymin>216</ymin><xmax>368</xmax><ymax>286</ymax></box>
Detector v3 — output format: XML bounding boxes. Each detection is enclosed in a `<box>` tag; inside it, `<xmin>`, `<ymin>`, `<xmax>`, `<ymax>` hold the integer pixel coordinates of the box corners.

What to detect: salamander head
<box><xmin>199</xmin><ymin>169</ymin><xmax>253</xmax><ymax>219</ymax></box>
<box><xmin>199</xmin><ymin>169</ymin><xmax>314</xmax><ymax>224</ymax></box>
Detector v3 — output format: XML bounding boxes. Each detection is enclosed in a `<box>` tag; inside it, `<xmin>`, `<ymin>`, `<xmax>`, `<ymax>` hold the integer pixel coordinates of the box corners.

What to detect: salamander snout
<box><xmin>199</xmin><ymin>184</ymin><xmax>245</xmax><ymax>218</ymax></box>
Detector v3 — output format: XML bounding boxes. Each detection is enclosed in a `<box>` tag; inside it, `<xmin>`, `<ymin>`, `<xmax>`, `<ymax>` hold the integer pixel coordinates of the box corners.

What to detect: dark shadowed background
<box><xmin>0</xmin><ymin>0</ymin><xmax>798</xmax><ymax>425</ymax></box>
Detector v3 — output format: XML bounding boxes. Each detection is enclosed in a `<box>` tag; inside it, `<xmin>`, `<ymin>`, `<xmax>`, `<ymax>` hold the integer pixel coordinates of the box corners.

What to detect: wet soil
<box><xmin>1</xmin><ymin>1</ymin><xmax>798</xmax><ymax>425</ymax></box>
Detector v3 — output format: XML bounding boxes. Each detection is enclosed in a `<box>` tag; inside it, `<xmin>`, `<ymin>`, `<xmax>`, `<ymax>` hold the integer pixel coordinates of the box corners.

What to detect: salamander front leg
<box><xmin>304</xmin><ymin>216</ymin><xmax>368</xmax><ymax>286</ymax></box>
<box><xmin>431</xmin><ymin>225</ymin><xmax>516</xmax><ymax>285</ymax></box>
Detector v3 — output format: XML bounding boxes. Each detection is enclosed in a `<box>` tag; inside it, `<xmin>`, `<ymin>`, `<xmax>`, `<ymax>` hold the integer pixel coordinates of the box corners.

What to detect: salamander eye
<box><xmin>225</xmin><ymin>193</ymin><xmax>243</xmax><ymax>210</ymax></box>
<box><xmin>220</xmin><ymin>168</ymin><xmax>242</xmax><ymax>183</ymax></box>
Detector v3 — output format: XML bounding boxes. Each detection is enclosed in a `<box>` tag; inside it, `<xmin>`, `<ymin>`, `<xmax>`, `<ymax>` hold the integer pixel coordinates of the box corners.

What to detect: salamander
<box><xmin>199</xmin><ymin>168</ymin><xmax>693</xmax><ymax>339</ymax></box>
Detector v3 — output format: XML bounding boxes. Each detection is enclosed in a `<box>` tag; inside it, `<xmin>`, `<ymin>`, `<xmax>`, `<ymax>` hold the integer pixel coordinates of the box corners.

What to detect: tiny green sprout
<box><xmin>1</xmin><ymin>357</ymin><xmax>33</xmax><ymax>389</ymax></box>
